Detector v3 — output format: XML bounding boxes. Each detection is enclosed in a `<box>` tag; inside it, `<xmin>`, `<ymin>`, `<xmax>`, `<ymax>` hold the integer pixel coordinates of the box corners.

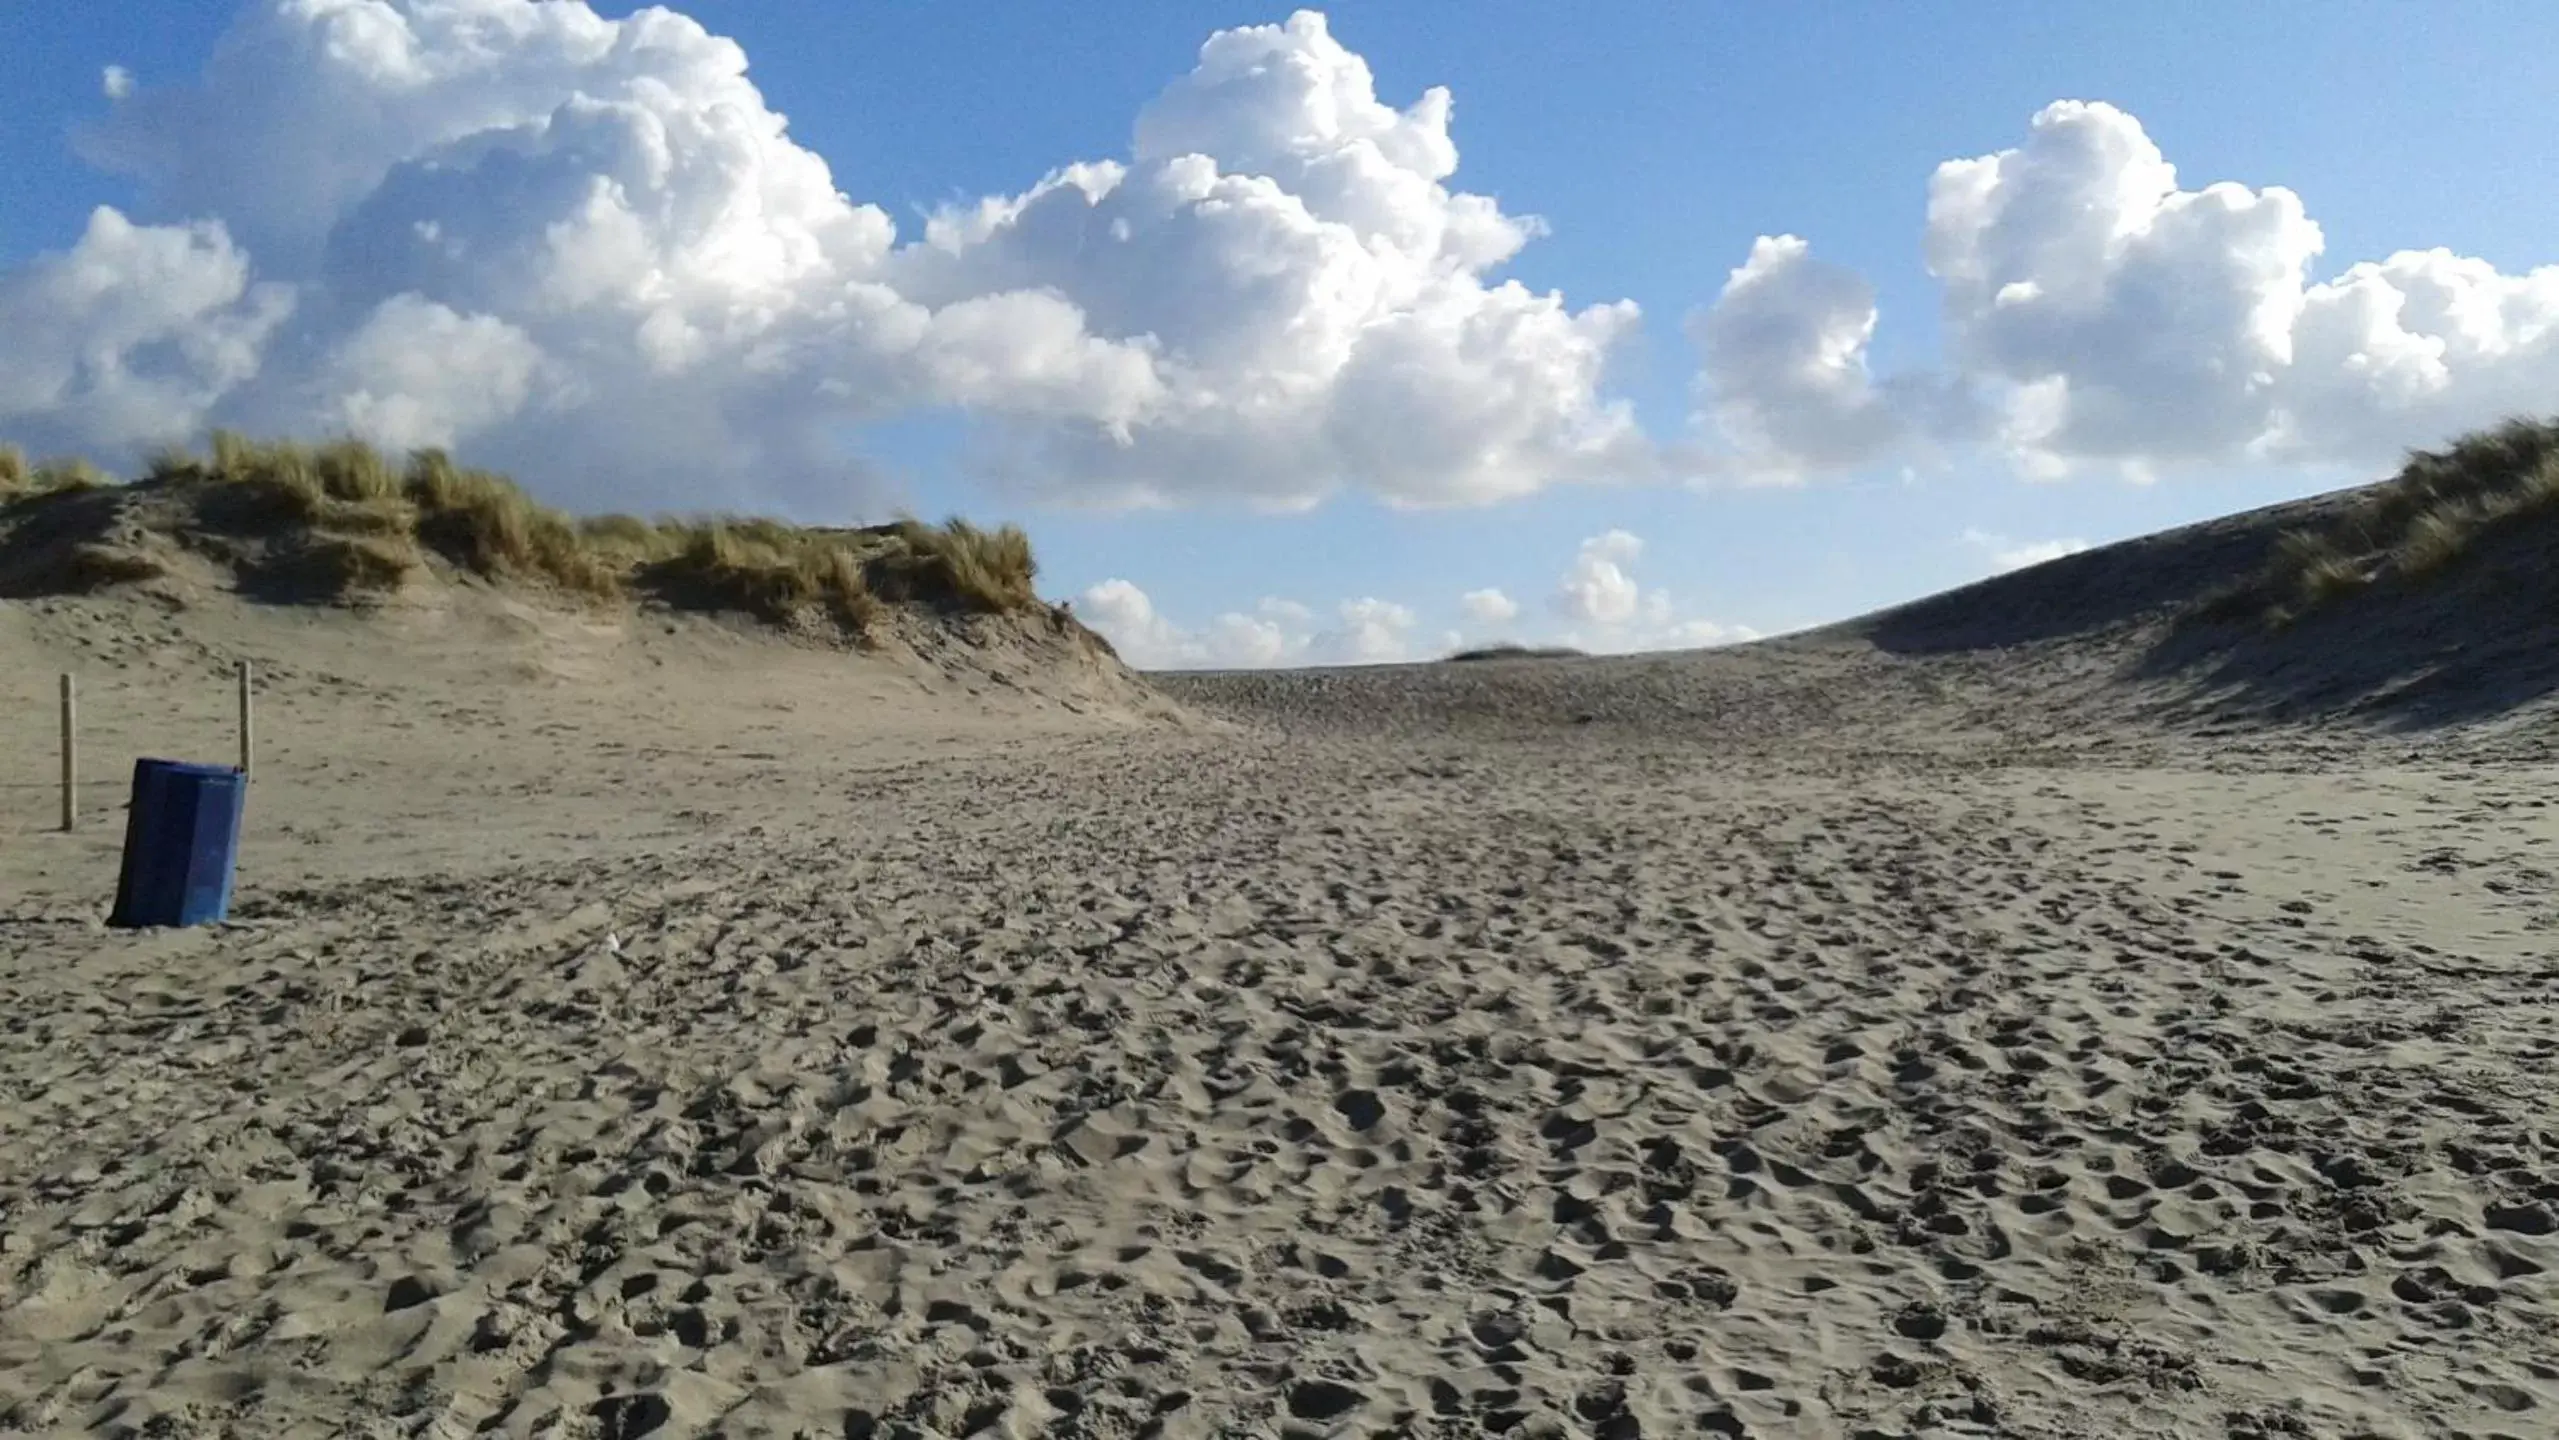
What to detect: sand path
<box><xmin>6</xmin><ymin>690</ymin><xmax>2555</xmax><ymax>1437</ymax></box>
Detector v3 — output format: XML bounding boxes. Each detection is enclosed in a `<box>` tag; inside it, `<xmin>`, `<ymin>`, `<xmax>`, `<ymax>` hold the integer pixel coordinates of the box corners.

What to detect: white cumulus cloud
<box><xmin>1692</xmin><ymin>99</ymin><xmax>2559</xmax><ymax>483</ymax></box>
<box><xmin>1074</xmin><ymin>579</ymin><xmax>1189</xmax><ymax>667</ymax></box>
<box><xmin>1082</xmin><ymin>531</ymin><xmax>1750</xmax><ymax>669</ymax></box>
<box><xmin>1653</xmin><ymin>616</ymin><xmax>1757</xmax><ymax>649</ymax></box>
<box><xmin>0</xmin><ymin>207</ymin><xmax>293</xmax><ymax>452</ymax></box>
<box><xmin>320</xmin><ymin>294</ymin><xmax>547</xmax><ymax>452</ymax></box>
<box><xmin>1690</xmin><ymin>235</ymin><xmax>1912</xmax><ymax>479</ymax></box>
<box><xmin>1961</xmin><ymin>528</ymin><xmax>2091</xmax><ymax>574</ymax></box>
<box><xmin>1924</xmin><ymin>100</ymin><xmax>2325</xmax><ymax>475</ymax></box>
<box><xmin>29</xmin><ymin>10</ymin><xmax>2558</xmax><ymax>526</ymax></box>
<box><xmin>1554</xmin><ymin>529</ymin><xmax>1646</xmax><ymax>626</ymax></box>
<box><xmin>1325</xmin><ymin>597</ymin><xmax>1419</xmax><ymax>664</ymax></box>
<box><xmin>1077</xmin><ymin>581</ymin><xmax>1416</xmax><ymax>669</ymax></box>
<box><xmin>1459</xmin><ymin>587</ymin><xmax>1518</xmax><ymax>624</ymax></box>
<box><xmin>15</xmin><ymin>2</ymin><xmax>1647</xmax><ymax>516</ymax></box>
<box><xmin>1548</xmin><ymin>529</ymin><xmax>1754</xmax><ymax>653</ymax></box>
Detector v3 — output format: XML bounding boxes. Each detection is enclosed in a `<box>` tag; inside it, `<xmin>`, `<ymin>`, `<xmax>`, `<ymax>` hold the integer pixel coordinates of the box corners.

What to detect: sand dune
<box><xmin>5</xmin><ymin>492</ymin><xmax>2558</xmax><ymax>1437</ymax></box>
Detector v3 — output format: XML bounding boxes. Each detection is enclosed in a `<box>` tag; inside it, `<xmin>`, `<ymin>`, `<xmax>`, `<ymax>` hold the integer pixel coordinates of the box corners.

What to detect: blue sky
<box><xmin>5</xmin><ymin>2</ymin><xmax>2557</xmax><ymax>664</ymax></box>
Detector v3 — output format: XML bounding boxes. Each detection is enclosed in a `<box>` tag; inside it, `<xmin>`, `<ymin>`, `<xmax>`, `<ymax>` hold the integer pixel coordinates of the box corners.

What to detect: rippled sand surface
<box><xmin>4</xmin><ymin>595</ymin><xmax>2557</xmax><ymax>1438</ymax></box>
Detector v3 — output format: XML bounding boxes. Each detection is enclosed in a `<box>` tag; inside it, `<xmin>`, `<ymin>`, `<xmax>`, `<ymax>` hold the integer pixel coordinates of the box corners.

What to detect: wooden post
<box><xmin>237</xmin><ymin>660</ymin><xmax>253</xmax><ymax>775</ymax></box>
<box><xmin>59</xmin><ymin>674</ymin><xmax>75</xmax><ymax>832</ymax></box>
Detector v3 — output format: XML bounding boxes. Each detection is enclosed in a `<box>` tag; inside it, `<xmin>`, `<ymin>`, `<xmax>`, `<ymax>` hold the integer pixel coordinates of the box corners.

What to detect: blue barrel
<box><xmin>108</xmin><ymin>759</ymin><xmax>246</xmax><ymax>928</ymax></box>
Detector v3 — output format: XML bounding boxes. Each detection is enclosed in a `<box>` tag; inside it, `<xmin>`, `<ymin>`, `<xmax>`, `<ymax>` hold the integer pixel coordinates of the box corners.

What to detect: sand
<box><xmin>3</xmin><ymin>572</ymin><xmax>2557</xmax><ymax>1438</ymax></box>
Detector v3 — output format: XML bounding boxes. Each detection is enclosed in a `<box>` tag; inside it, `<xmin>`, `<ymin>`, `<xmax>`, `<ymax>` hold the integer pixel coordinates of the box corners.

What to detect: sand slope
<box><xmin>5</xmin><ymin>512</ymin><xmax>2559</xmax><ymax>1437</ymax></box>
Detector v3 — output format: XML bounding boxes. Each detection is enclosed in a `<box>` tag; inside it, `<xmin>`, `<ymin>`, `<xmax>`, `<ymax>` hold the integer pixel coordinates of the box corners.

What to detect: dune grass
<box><xmin>1446</xmin><ymin>642</ymin><xmax>1588</xmax><ymax>663</ymax></box>
<box><xmin>2237</xmin><ymin>415</ymin><xmax>2559</xmax><ymax>626</ymax></box>
<box><xmin>2</xmin><ymin>432</ymin><xmax>1050</xmax><ymax>631</ymax></box>
<box><xmin>632</xmin><ymin>519</ymin><xmax>885</xmax><ymax>631</ymax></box>
<box><xmin>0</xmin><ymin>445</ymin><xmax>112</xmax><ymax>503</ymax></box>
<box><xmin>873</xmin><ymin>517</ymin><xmax>1039</xmax><ymax>613</ymax></box>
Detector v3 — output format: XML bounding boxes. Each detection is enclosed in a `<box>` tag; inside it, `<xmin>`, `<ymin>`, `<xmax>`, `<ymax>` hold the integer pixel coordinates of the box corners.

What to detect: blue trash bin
<box><xmin>109</xmin><ymin>759</ymin><xmax>247</xmax><ymax>928</ymax></box>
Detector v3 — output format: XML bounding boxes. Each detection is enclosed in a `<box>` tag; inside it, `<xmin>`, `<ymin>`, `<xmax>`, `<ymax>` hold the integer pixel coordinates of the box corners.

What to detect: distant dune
<box><xmin>1169</xmin><ymin>418</ymin><xmax>2559</xmax><ymax>762</ymax></box>
<box><xmin>1444</xmin><ymin>642</ymin><xmax>1589</xmax><ymax>663</ymax></box>
<box><xmin>12</xmin><ymin>421</ymin><xmax>2555</xmax><ymax>750</ymax></box>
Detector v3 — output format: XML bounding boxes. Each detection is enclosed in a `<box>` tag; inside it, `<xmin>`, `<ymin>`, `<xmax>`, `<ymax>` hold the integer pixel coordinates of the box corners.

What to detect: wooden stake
<box><xmin>237</xmin><ymin>660</ymin><xmax>253</xmax><ymax>775</ymax></box>
<box><xmin>59</xmin><ymin>673</ymin><xmax>75</xmax><ymax>832</ymax></box>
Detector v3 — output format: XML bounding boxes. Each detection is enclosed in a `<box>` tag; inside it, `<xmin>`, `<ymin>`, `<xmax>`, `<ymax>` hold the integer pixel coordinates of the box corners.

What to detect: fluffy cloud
<box><xmin>1549</xmin><ymin>529</ymin><xmax>1754</xmax><ymax>653</ymax></box>
<box><xmin>1693</xmin><ymin>100</ymin><xmax>2559</xmax><ymax>482</ymax></box>
<box><xmin>320</xmin><ymin>294</ymin><xmax>547</xmax><ymax>452</ymax></box>
<box><xmin>1554</xmin><ymin>529</ymin><xmax>1646</xmax><ymax>626</ymax></box>
<box><xmin>1652</xmin><ymin>616</ymin><xmax>1758</xmax><ymax>649</ymax></box>
<box><xmin>1459</xmin><ymin>587</ymin><xmax>1518</xmax><ymax>624</ymax></box>
<box><xmin>1080</xmin><ymin>530</ymin><xmax>1749</xmax><ymax>669</ymax></box>
<box><xmin>1077</xmin><ymin>581</ymin><xmax>1416</xmax><ymax>669</ymax></box>
<box><xmin>1690</xmin><ymin>236</ymin><xmax>1906</xmax><ymax>479</ymax></box>
<box><xmin>885</xmin><ymin>11</ymin><xmax>1646</xmax><ymax>509</ymax></box>
<box><xmin>1923</xmin><ymin>100</ymin><xmax>2326</xmax><ymax>475</ymax></box>
<box><xmin>2265</xmin><ymin>247</ymin><xmax>2559</xmax><ymax>466</ymax></box>
<box><xmin>1962</xmin><ymin>528</ymin><xmax>2090</xmax><ymax>574</ymax></box>
<box><xmin>1074</xmin><ymin>579</ymin><xmax>1188</xmax><ymax>666</ymax></box>
<box><xmin>1328</xmin><ymin>597</ymin><xmax>1420</xmax><ymax>663</ymax></box>
<box><xmin>30</xmin><ymin>8</ymin><xmax>2553</xmax><ymax>523</ymax></box>
<box><xmin>12</xmin><ymin>2</ymin><xmax>1645</xmax><ymax>515</ymax></box>
<box><xmin>0</xmin><ymin>207</ymin><xmax>293</xmax><ymax>452</ymax></box>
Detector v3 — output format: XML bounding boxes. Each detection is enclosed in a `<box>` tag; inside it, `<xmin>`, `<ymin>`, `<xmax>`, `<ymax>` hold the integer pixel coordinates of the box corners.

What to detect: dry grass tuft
<box><xmin>307</xmin><ymin>534</ymin><xmax>423</xmax><ymax>593</ymax></box>
<box><xmin>61</xmin><ymin>543</ymin><xmax>168</xmax><ymax>588</ymax></box>
<box><xmin>403</xmin><ymin>448</ymin><xmax>622</xmax><ymax>598</ymax></box>
<box><xmin>871</xmin><ymin>516</ymin><xmax>1040</xmax><ymax>613</ymax></box>
<box><xmin>2231</xmin><ymin>414</ymin><xmax>2559</xmax><ymax>625</ymax></box>
<box><xmin>318</xmin><ymin>495</ymin><xmax>421</xmax><ymax>539</ymax></box>
<box><xmin>1</xmin><ymin>447</ymin><xmax>113</xmax><ymax>503</ymax></box>
<box><xmin>317</xmin><ymin>437</ymin><xmax>402</xmax><ymax>504</ymax></box>
<box><xmin>575</xmin><ymin>513</ymin><xmax>669</xmax><ymax>559</ymax></box>
<box><xmin>184</xmin><ymin>431</ymin><xmax>330</xmax><ymax>520</ymax></box>
<box><xmin>2294</xmin><ymin>550</ymin><xmax>2370</xmax><ymax>607</ymax></box>
<box><xmin>2391</xmin><ymin>504</ymin><xmax>2482</xmax><ymax>581</ymax></box>
<box><xmin>641</xmin><ymin>521</ymin><xmax>885</xmax><ymax>634</ymax></box>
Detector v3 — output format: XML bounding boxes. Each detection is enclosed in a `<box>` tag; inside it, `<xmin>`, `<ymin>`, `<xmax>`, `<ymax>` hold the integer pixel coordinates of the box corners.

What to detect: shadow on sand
<box><xmin>1853</xmin><ymin>486</ymin><xmax>2559</xmax><ymax>732</ymax></box>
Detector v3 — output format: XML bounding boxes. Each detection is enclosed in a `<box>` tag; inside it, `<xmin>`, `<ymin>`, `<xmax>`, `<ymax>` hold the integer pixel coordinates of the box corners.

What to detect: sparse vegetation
<box><xmin>1446</xmin><ymin>643</ymin><xmax>1587</xmax><ymax>663</ymax></box>
<box><xmin>2392</xmin><ymin>504</ymin><xmax>2483</xmax><ymax>581</ymax></box>
<box><xmin>0</xmin><ymin>433</ymin><xmax>1057</xmax><ymax>640</ymax></box>
<box><xmin>640</xmin><ymin>519</ymin><xmax>883</xmax><ymax>632</ymax></box>
<box><xmin>398</xmin><ymin>446</ymin><xmax>622</xmax><ymax>597</ymax></box>
<box><xmin>2227</xmin><ymin>415</ymin><xmax>2559</xmax><ymax>626</ymax></box>
<box><xmin>0</xmin><ymin>445</ymin><xmax>111</xmax><ymax>502</ymax></box>
<box><xmin>57</xmin><ymin>543</ymin><xmax>170</xmax><ymax>589</ymax></box>
<box><xmin>873</xmin><ymin>517</ymin><xmax>1040</xmax><ymax>614</ymax></box>
<box><xmin>308</xmin><ymin>534</ymin><xmax>425</xmax><ymax>593</ymax></box>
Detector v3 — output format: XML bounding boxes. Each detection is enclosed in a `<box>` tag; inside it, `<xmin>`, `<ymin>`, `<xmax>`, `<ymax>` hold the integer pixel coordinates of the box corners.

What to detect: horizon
<box><xmin>5</xmin><ymin>1</ymin><xmax>2556</xmax><ymax>666</ymax></box>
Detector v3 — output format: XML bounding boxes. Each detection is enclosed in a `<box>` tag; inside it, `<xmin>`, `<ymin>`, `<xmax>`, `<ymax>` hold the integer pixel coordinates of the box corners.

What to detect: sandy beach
<box><xmin>4</xmin><ymin>545</ymin><xmax>2557</xmax><ymax>1439</ymax></box>
<box><xmin>12</xmin><ymin>0</ymin><xmax>2559</xmax><ymax>1431</ymax></box>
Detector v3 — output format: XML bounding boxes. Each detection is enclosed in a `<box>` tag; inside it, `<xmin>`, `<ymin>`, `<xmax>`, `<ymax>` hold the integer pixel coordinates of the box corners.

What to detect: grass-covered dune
<box><xmin>2217</xmin><ymin>415</ymin><xmax>2559</xmax><ymax>626</ymax></box>
<box><xmin>1815</xmin><ymin>411</ymin><xmax>2559</xmax><ymax>735</ymax></box>
<box><xmin>0</xmin><ymin>433</ymin><xmax>1075</xmax><ymax>647</ymax></box>
<box><xmin>1443</xmin><ymin>643</ymin><xmax>1588</xmax><ymax>663</ymax></box>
